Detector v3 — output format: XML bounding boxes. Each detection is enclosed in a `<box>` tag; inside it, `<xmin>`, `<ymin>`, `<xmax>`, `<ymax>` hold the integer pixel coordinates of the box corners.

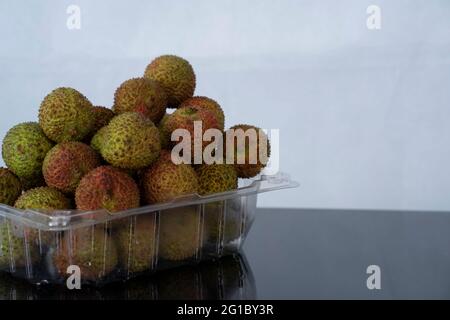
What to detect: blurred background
<box><xmin>0</xmin><ymin>0</ymin><xmax>449</xmax><ymax>211</ymax></box>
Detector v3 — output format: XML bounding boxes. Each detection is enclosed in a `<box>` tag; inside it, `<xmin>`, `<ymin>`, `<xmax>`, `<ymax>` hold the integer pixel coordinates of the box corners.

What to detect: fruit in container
<box><xmin>75</xmin><ymin>166</ymin><xmax>140</xmax><ymax>212</ymax></box>
<box><xmin>0</xmin><ymin>221</ymin><xmax>40</xmax><ymax>269</ymax></box>
<box><xmin>43</xmin><ymin>142</ymin><xmax>101</xmax><ymax>194</ymax></box>
<box><xmin>14</xmin><ymin>187</ymin><xmax>72</xmax><ymax>211</ymax></box>
<box><xmin>0</xmin><ymin>168</ymin><xmax>22</xmax><ymax>206</ymax></box>
<box><xmin>2</xmin><ymin>122</ymin><xmax>53</xmax><ymax>182</ymax></box>
<box><xmin>113</xmin><ymin>77</ymin><xmax>167</xmax><ymax>124</ymax></box>
<box><xmin>53</xmin><ymin>226</ymin><xmax>118</xmax><ymax>282</ymax></box>
<box><xmin>179</xmin><ymin>96</ymin><xmax>225</xmax><ymax>131</ymax></box>
<box><xmin>115</xmin><ymin>214</ymin><xmax>157</xmax><ymax>274</ymax></box>
<box><xmin>158</xmin><ymin>206</ymin><xmax>202</xmax><ymax>261</ymax></box>
<box><xmin>14</xmin><ymin>187</ymin><xmax>72</xmax><ymax>246</ymax></box>
<box><xmin>144</xmin><ymin>55</ymin><xmax>196</xmax><ymax>108</ymax></box>
<box><xmin>38</xmin><ymin>87</ymin><xmax>95</xmax><ymax>142</ymax></box>
<box><xmin>96</xmin><ymin>112</ymin><xmax>161</xmax><ymax>169</ymax></box>
<box><xmin>142</xmin><ymin>150</ymin><xmax>198</xmax><ymax>204</ymax></box>
<box><xmin>196</xmin><ymin>164</ymin><xmax>240</xmax><ymax>243</ymax></box>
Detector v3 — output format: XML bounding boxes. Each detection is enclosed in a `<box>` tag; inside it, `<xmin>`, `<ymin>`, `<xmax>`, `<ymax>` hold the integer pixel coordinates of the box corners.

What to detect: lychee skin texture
<box><xmin>142</xmin><ymin>151</ymin><xmax>199</xmax><ymax>204</ymax></box>
<box><xmin>54</xmin><ymin>226</ymin><xmax>118</xmax><ymax>282</ymax></box>
<box><xmin>14</xmin><ymin>187</ymin><xmax>72</xmax><ymax>245</ymax></box>
<box><xmin>225</xmin><ymin>124</ymin><xmax>271</xmax><ymax>178</ymax></box>
<box><xmin>14</xmin><ymin>187</ymin><xmax>72</xmax><ymax>211</ymax></box>
<box><xmin>159</xmin><ymin>207</ymin><xmax>201</xmax><ymax>261</ymax></box>
<box><xmin>179</xmin><ymin>96</ymin><xmax>225</xmax><ymax>131</ymax></box>
<box><xmin>196</xmin><ymin>164</ymin><xmax>238</xmax><ymax>195</ymax></box>
<box><xmin>39</xmin><ymin>87</ymin><xmax>95</xmax><ymax>142</ymax></box>
<box><xmin>90</xmin><ymin>126</ymin><xmax>109</xmax><ymax>153</ymax></box>
<box><xmin>75</xmin><ymin>166</ymin><xmax>140</xmax><ymax>213</ymax></box>
<box><xmin>161</xmin><ymin>106</ymin><xmax>220</xmax><ymax>155</ymax></box>
<box><xmin>115</xmin><ymin>214</ymin><xmax>157</xmax><ymax>274</ymax></box>
<box><xmin>144</xmin><ymin>55</ymin><xmax>196</xmax><ymax>108</ymax></box>
<box><xmin>90</xmin><ymin>106</ymin><xmax>115</xmax><ymax>135</ymax></box>
<box><xmin>0</xmin><ymin>168</ymin><xmax>22</xmax><ymax>206</ymax></box>
<box><xmin>113</xmin><ymin>77</ymin><xmax>168</xmax><ymax>124</ymax></box>
<box><xmin>2</xmin><ymin>122</ymin><xmax>54</xmax><ymax>181</ymax></box>
<box><xmin>100</xmin><ymin>112</ymin><xmax>161</xmax><ymax>170</ymax></box>
<box><xmin>43</xmin><ymin>142</ymin><xmax>101</xmax><ymax>194</ymax></box>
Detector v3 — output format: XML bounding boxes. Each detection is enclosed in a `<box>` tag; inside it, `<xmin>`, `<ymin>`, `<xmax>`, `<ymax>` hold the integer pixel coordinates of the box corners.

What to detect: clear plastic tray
<box><xmin>0</xmin><ymin>254</ymin><xmax>255</xmax><ymax>300</ymax></box>
<box><xmin>0</xmin><ymin>172</ymin><xmax>298</xmax><ymax>286</ymax></box>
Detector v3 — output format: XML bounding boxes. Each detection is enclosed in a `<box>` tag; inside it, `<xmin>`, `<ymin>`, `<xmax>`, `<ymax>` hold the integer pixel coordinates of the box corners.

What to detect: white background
<box><xmin>0</xmin><ymin>0</ymin><xmax>449</xmax><ymax>210</ymax></box>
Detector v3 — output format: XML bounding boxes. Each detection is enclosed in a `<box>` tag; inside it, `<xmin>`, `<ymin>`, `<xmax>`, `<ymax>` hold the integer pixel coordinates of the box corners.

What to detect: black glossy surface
<box><xmin>2</xmin><ymin>208</ymin><xmax>450</xmax><ymax>300</ymax></box>
<box><xmin>245</xmin><ymin>208</ymin><xmax>450</xmax><ymax>299</ymax></box>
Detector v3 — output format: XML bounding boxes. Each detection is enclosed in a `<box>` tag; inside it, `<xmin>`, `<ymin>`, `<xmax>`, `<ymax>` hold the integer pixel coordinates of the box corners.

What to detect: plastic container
<box><xmin>0</xmin><ymin>172</ymin><xmax>298</xmax><ymax>286</ymax></box>
<box><xmin>0</xmin><ymin>254</ymin><xmax>256</xmax><ymax>300</ymax></box>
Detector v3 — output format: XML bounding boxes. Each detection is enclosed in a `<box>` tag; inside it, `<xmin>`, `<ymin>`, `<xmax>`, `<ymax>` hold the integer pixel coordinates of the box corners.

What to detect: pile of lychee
<box><xmin>0</xmin><ymin>55</ymin><xmax>271</xmax><ymax>213</ymax></box>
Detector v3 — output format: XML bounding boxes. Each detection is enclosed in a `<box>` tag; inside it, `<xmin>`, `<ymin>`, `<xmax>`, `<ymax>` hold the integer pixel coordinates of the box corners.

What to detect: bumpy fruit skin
<box><xmin>115</xmin><ymin>214</ymin><xmax>157</xmax><ymax>274</ymax></box>
<box><xmin>100</xmin><ymin>113</ymin><xmax>161</xmax><ymax>169</ymax></box>
<box><xmin>180</xmin><ymin>96</ymin><xmax>225</xmax><ymax>131</ymax></box>
<box><xmin>0</xmin><ymin>168</ymin><xmax>22</xmax><ymax>206</ymax></box>
<box><xmin>14</xmin><ymin>187</ymin><xmax>72</xmax><ymax>246</ymax></box>
<box><xmin>225</xmin><ymin>124</ymin><xmax>271</xmax><ymax>178</ymax></box>
<box><xmin>43</xmin><ymin>142</ymin><xmax>101</xmax><ymax>194</ymax></box>
<box><xmin>14</xmin><ymin>187</ymin><xmax>72</xmax><ymax>211</ymax></box>
<box><xmin>54</xmin><ymin>227</ymin><xmax>118</xmax><ymax>282</ymax></box>
<box><xmin>0</xmin><ymin>222</ymin><xmax>40</xmax><ymax>270</ymax></box>
<box><xmin>161</xmin><ymin>106</ymin><xmax>220</xmax><ymax>159</ymax></box>
<box><xmin>2</xmin><ymin>122</ymin><xmax>54</xmax><ymax>181</ymax></box>
<box><xmin>196</xmin><ymin>164</ymin><xmax>238</xmax><ymax>195</ymax></box>
<box><xmin>142</xmin><ymin>151</ymin><xmax>198</xmax><ymax>204</ymax></box>
<box><xmin>113</xmin><ymin>78</ymin><xmax>167</xmax><ymax>124</ymax></box>
<box><xmin>75</xmin><ymin>166</ymin><xmax>140</xmax><ymax>212</ymax></box>
<box><xmin>144</xmin><ymin>55</ymin><xmax>196</xmax><ymax>108</ymax></box>
<box><xmin>39</xmin><ymin>87</ymin><xmax>94</xmax><ymax>142</ymax></box>
<box><xmin>159</xmin><ymin>207</ymin><xmax>201</xmax><ymax>261</ymax></box>
<box><xmin>90</xmin><ymin>126</ymin><xmax>109</xmax><ymax>153</ymax></box>
<box><xmin>91</xmin><ymin>106</ymin><xmax>115</xmax><ymax>135</ymax></box>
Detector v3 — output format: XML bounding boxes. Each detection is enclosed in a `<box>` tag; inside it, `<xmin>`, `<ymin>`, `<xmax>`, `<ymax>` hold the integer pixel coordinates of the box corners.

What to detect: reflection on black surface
<box><xmin>0</xmin><ymin>254</ymin><xmax>256</xmax><ymax>300</ymax></box>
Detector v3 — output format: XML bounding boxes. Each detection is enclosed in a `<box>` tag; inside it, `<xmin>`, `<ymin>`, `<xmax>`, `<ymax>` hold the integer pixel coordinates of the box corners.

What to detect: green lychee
<box><xmin>99</xmin><ymin>113</ymin><xmax>161</xmax><ymax>170</ymax></box>
<box><xmin>142</xmin><ymin>150</ymin><xmax>198</xmax><ymax>204</ymax></box>
<box><xmin>2</xmin><ymin>122</ymin><xmax>54</xmax><ymax>181</ymax></box>
<box><xmin>14</xmin><ymin>187</ymin><xmax>72</xmax><ymax>211</ymax></box>
<box><xmin>113</xmin><ymin>77</ymin><xmax>167</xmax><ymax>124</ymax></box>
<box><xmin>144</xmin><ymin>55</ymin><xmax>196</xmax><ymax>108</ymax></box>
<box><xmin>90</xmin><ymin>125</ymin><xmax>109</xmax><ymax>153</ymax></box>
<box><xmin>196</xmin><ymin>164</ymin><xmax>238</xmax><ymax>195</ymax></box>
<box><xmin>0</xmin><ymin>221</ymin><xmax>40</xmax><ymax>270</ymax></box>
<box><xmin>115</xmin><ymin>214</ymin><xmax>157</xmax><ymax>274</ymax></box>
<box><xmin>39</xmin><ymin>87</ymin><xmax>95</xmax><ymax>142</ymax></box>
<box><xmin>159</xmin><ymin>207</ymin><xmax>202</xmax><ymax>261</ymax></box>
<box><xmin>53</xmin><ymin>226</ymin><xmax>118</xmax><ymax>282</ymax></box>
